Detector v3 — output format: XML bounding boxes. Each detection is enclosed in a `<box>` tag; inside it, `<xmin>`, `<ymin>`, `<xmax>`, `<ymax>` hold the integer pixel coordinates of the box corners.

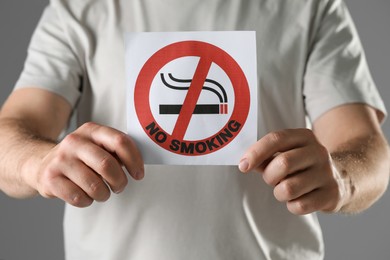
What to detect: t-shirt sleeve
<box><xmin>303</xmin><ymin>0</ymin><xmax>387</xmax><ymax>123</ymax></box>
<box><xmin>14</xmin><ymin>2</ymin><xmax>82</xmax><ymax>108</ymax></box>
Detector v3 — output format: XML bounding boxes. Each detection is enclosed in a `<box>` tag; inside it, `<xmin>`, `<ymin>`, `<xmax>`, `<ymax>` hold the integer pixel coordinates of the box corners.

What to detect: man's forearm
<box><xmin>331</xmin><ymin>133</ymin><xmax>390</xmax><ymax>214</ymax></box>
<box><xmin>0</xmin><ymin>118</ymin><xmax>55</xmax><ymax>198</ymax></box>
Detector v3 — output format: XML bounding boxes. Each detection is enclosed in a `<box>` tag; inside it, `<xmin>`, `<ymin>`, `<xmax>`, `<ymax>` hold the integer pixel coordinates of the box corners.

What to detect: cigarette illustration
<box><xmin>159</xmin><ymin>73</ymin><xmax>228</xmax><ymax>115</ymax></box>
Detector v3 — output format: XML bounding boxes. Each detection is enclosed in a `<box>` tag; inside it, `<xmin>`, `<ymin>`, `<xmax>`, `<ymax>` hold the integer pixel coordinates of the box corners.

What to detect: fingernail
<box><xmin>113</xmin><ymin>186</ymin><xmax>125</xmax><ymax>194</ymax></box>
<box><xmin>239</xmin><ymin>159</ymin><xmax>249</xmax><ymax>172</ymax></box>
<box><xmin>135</xmin><ymin>170</ymin><xmax>144</xmax><ymax>180</ymax></box>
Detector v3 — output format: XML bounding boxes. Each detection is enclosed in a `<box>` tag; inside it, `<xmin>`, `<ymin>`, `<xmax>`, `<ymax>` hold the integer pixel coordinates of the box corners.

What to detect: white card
<box><xmin>125</xmin><ymin>31</ymin><xmax>258</xmax><ymax>165</ymax></box>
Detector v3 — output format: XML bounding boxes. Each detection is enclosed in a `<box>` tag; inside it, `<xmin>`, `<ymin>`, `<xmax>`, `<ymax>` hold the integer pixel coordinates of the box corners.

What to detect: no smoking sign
<box><xmin>126</xmin><ymin>32</ymin><xmax>258</xmax><ymax>165</ymax></box>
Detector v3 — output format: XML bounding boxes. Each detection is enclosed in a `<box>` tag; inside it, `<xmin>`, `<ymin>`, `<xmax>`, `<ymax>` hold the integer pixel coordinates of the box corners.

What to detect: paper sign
<box><xmin>125</xmin><ymin>31</ymin><xmax>258</xmax><ymax>165</ymax></box>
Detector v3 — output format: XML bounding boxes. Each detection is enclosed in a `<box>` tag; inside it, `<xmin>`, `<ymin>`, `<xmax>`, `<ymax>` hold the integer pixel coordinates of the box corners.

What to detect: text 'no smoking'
<box><xmin>134</xmin><ymin>40</ymin><xmax>250</xmax><ymax>156</ymax></box>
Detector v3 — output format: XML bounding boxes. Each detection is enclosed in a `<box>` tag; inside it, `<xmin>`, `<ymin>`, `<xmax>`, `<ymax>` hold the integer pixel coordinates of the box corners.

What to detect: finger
<box><xmin>78</xmin><ymin>123</ymin><xmax>144</xmax><ymax>180</ymax></box>
<box><xmin>64</xmin><ymin>160</ymin><xmax>111</xmax><ymax>202</ymax></box>
<box><xmin>72</xmin><ymin>139</ymin><xmax>128</xmax><ymax>193</ymax></box>
<box><xmin>286</xmin><ymin>188</ymin><xmax>337</xmax><ymax>215</ymax></box>
<box><xmin>239</xmin><ymin>129</ymin><xmax>315</xmax><ymax>173</ymax></box>
<box><xmin>273</xmin><ymin>169</ymin><xmax>325</xmax><ymax>202</ymax></box>
<box><xmin>49</xmin><ymin>176</ymin><xmax>93</xmax><ymax>208</ymax></box>
<box><xmin>262</xmin><ymin>147</ymin><xmax>319</xmax><ymax>186</ymax></box>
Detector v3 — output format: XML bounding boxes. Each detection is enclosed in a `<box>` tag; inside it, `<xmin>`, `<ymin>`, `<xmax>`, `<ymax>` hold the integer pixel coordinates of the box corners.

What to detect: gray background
<box><xmin>0</xmin><ymin>0</ymin><xmax>389</xmax><ymax>259</ymax></box>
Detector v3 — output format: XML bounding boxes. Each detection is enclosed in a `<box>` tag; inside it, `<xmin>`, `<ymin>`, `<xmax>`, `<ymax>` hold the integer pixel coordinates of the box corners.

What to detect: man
<box><xmin>0</xmin><ymin>0</ymin><xmax>388</xmax><ymax>259</ymax></box>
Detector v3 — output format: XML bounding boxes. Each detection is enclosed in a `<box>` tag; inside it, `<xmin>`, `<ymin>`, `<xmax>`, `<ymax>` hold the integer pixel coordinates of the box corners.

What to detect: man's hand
<box><xmin>239</xmin><ymin>104</ymin><xmax>389</xmax><ymax>215</ymax></box>
<box><xmin>27</xmin><ymin>122</ymin><xmax>144</xmax><ymax>208</ymax></box>
<box><xmin>239</xmin><ymin>129</ymin><xmax>348</xmax><ymax>215</ymax></box>
<box><xmin>0</xmin><ymin>88</ymin><xmax>144</xmax><ymax>207</ymax></box>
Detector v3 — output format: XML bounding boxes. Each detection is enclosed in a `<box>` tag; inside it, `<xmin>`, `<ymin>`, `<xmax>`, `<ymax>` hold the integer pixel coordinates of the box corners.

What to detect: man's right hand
<box><xmin>0</xmin><ymin>88</ymin><xmax>144</xmax><ymax>207</ymax></box>
<box><xmin>32</xmin><ymin>122</ymin><xmax>144</xmax><ymax>207</ymax></box>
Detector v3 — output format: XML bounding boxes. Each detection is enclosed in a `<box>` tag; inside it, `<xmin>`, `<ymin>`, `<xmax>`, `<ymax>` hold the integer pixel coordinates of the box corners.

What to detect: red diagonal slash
<box><xmin>171</xmin><ymin>57</ymin><xmax>212</xmax><ymax>140</ymax></box>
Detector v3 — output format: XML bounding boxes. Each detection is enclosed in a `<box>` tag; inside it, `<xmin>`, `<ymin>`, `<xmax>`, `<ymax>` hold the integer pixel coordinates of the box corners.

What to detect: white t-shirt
<box><xmin>15</xmin><ymin>0</ymin><xmax>386</xmax><ymax>259</ymax></box>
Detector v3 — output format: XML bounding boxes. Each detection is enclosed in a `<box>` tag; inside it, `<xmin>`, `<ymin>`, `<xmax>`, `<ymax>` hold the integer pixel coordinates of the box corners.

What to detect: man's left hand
<box><xmin>238</xmin><ymin>128</ymin><xmax>349</xmax><ymax>215</ymax></box>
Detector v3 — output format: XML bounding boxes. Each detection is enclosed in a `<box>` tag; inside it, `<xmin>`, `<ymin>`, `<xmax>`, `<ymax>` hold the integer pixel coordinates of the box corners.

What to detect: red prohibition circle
<box><xmin>134</xmin><ymin>41</ymin><xmax>250</xmax><ymax>156</ymax></box>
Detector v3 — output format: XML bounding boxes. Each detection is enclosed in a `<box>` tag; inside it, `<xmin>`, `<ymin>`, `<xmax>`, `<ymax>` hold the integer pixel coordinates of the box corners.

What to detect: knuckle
<box><xmin>273</xmin><ymin>187</ymin><xmax>283</xmax><ymax>202</ymax></box>
<box><xmin>69</xmin><ymin>193</ymin><xmax>92</xmax><ymax>208</ymax></box>
<box><xmin>51</xmin><ymin>152</ymin><xmax>67</xmax><ymax>166</ymax></box>
<box><xmin>80</xmin><ymin>122</ymin><xmax>97</xmax><ymax>131</ymax></box>
<box><xmin>301</xmin><ymin>128</ymin><xmax>314</xmax><ymax>137</ymax></box>
<box><xmin>98</xmin><ymin>155</ymin><xmax>115</xmax><ymax>172</ymax></box>
<box><xmin>88</xmin><ymin>181</ymin><xmax>110</xmax><ymax>201</ymax></box>
<box><xmin>37</xmin><ymin>173</ymin><xmax>57</xmax><ymax>199</ymax></box>
<box><xmin>276</xmin><ymin>155</ymin><xmax>291</xmax><ymax>172</ymax></box>
<box><xmin>39</xmin><ymin>184</ymin><xmax>53</xmax><ymax>199</ymax></box>
<box><xmin>89</xmin><ymin>181</ymin><xmax>103</xmax><ymax>193</ymax></box>
<box><xmin>39</xmin><ymin>167</ymin><xmax>52</xmax><ymax>181</ymax></box>
<box><xmin>295</xmin><ymin>200</ymin><xmax>307</xmax><ymax>212</ymax></box>
<box><xmin>113</xmin><ymin>133</ymin><xmax>130</xmax><ymax>147</ymax></box>
<box><xmin>281</xmin><ymin>181</ymin><xmax>295</xmax><ymax>198</ymax></box>
<box><xmin>62</xmin><ymin>133</ymin><xmax>80</xmax><ymax>148</ymax></box>
<box><xmin>39</xmin><ymin>183</ymin><xmax>53</xmax><ymax>198</ymax></box>
<box><xmin>292</xmin><ymin>200</ymin><xmax>310</xmax><ymax>215</ymax></box>
<box><xmin>70</xmin><ymin>194</ymin><xmax>82</xmax><ymax>206</ymax></box>
<box><xmin>267</xmin><ymin>131</ymin><xmax>285</xmax><ymax>145</ymax></box>
<box><xmin>262</xmin><ymin>173</ymin><xmax>275</xmax><ymax>186</ymax></box>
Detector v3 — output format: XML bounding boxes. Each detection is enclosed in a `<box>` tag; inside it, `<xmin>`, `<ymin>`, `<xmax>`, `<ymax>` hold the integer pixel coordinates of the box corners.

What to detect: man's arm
<box><xmin>239</xmin><ymin>104</ymin><xmax>389</xmax><ymax>214</ymax></box>
<box><xmin>0</xmin><ymin>88</ymin><xmax>144</xmax><ymax>207</ymax></box>
<box><xmin>314</xmin><ymin>104</ymin><xmax>389</xmax><ymax>213</ymax></box>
